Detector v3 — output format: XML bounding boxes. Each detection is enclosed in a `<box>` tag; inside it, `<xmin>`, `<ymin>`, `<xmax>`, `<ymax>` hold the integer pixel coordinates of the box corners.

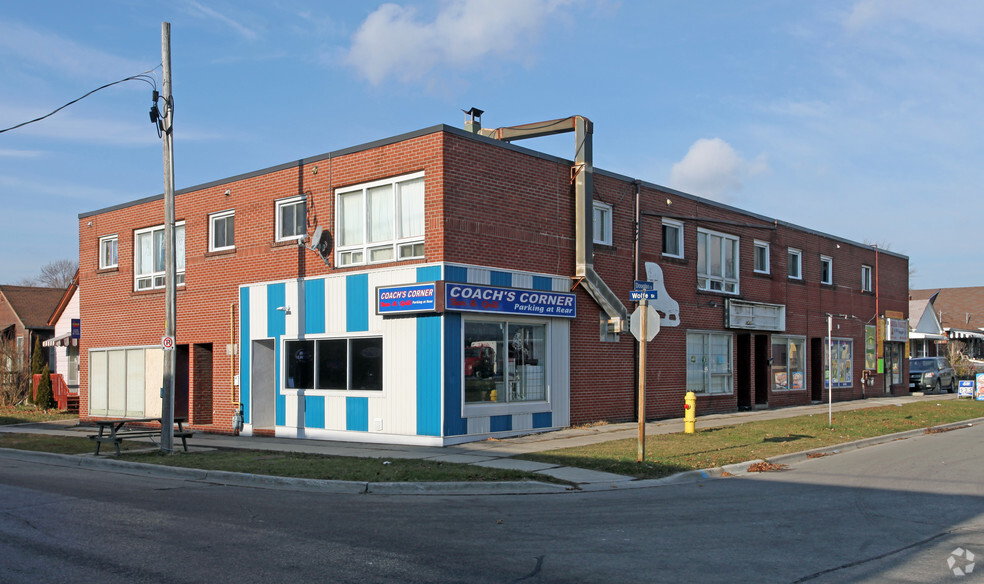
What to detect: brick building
<box><xmin>77</xmin><ymin>117</ymin><xmax>909</xmax><ymax>445</ymax></box>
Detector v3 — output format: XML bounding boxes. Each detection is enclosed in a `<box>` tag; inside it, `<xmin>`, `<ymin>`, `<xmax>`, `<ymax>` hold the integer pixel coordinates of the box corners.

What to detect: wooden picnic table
<box><xmin>89</xmin><ymin>417</ymin><xmax>192</xmax><ymax>455</ymax></box>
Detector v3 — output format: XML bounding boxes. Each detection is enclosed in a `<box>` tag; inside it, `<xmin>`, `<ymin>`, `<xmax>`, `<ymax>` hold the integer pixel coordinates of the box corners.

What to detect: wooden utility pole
<box><xmin>160</xmin><ymin>22</ymin><xmax>176</xmax><ymax>454</ymax></box>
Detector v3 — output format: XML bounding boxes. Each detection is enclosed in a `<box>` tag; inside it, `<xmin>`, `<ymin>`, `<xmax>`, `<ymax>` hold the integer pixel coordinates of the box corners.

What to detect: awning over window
<box><xmin>909</xmin><ymin>331</ymin><xmax>946</xmax><ymax>341</ymax></box>
<box><xmin>948</xmin><ymin>329</ymin><xmax>984</xmax><ymax>341</ymax></box>
<box><xmin>42</xmin><ymin>333</ymin><xmax>77</xmax><ymax>347</ymax></box>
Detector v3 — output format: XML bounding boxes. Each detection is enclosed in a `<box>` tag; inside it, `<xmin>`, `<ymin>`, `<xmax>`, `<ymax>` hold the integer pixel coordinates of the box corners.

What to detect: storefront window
<box><xmin>824</xmin><ymin>338</ymin><xmax>853</xmax><ymax>389</ymax></box>
<box><xmin>464</xmin><ymin>320</ymin><xmax>546</xmax><ymax>404</ymax></box>
<box><xmin>285</xmin><ymin>337</ymin><xmax>382</xmax><ymax>391</ymax></box>
<box><xmin>686</xmin><ymin>331</ymin><xmax>733</xmax><ymax>394</ymax></box>
<box><xmin>772</xmin><ymin>336</ymin><xmax>805</xmax><ymax>390</ymax></box>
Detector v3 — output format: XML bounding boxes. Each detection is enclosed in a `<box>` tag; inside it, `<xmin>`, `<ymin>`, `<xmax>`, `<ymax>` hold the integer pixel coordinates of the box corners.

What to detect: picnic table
<box><xmin>89</xmin><ymin>417</ymin><xmax>193</xmax><ymax>455</ymax></box>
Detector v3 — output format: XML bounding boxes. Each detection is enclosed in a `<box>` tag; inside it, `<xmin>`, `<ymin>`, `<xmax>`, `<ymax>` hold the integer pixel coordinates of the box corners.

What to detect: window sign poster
<box><xmin>976</xmin><ymin>373</ymin><xmax>984</xmax><ymax>401</ymax></box>
<box><xmin>864</xmin><ymin>325</ymin><xmax>876</xmax><ymax>370</ymax></box>
<box><xmin>825</xmin><ymin>338</ymin><xmax>854</xmax><ymax>388</ymax></box>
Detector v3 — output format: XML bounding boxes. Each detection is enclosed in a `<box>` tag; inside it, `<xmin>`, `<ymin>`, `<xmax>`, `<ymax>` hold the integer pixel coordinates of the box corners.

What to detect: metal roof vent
<box><xmin>463</xmin><ymin>107</ymin><xmax>484</xmax><ymax>133</ymax></box>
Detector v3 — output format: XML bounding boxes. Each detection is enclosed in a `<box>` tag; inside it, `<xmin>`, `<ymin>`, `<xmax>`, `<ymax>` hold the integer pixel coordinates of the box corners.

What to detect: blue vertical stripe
<box><xmin>490</xmin><ymin>271</ymin><xmax>511</xmax><ymax>287</ymax></box>
<box><xmin>304</xmin><ymin>395</ymin><xmax>325</xmax><ymax>429</ymax></box>
<box><xmin>239</xmin><ymin>287</ymin><xmax>251</xmax><ymax>424</ymax></box>
<box><xmin>267</xmin><ymin>283</ymin><xmax>286</xmax><ymax>427</ymax></box>
<box><xmin>417</xmin><ymin>265</ymin><xmax>442</xmax><ymax>283</ymax></box>
<box><xmin>346</xmin><ymin>274</ymin><xmax>369</xmax><ymax>332</ymax></box>
<box><xmin>304</xmin><ymin>278</ymin><xmax>326</xmax><ymax>335</ymax></box>
<box><xmin>346</xmin><ymin>396</ymin><xmax>369</xmax><ymax>431</ymax></box>
<box><xmin>445</xmin><ymin>265</ymin><xmax>468</xmax><ymax>283</ymax></box>
<box><xmin>443</xmin><ymin>313</ymin><xmax>467</xmax><ymax>436</ymax></box>
<box><xmin>490</xmin><ymin>415</ymin><xmax>512</xmax><ymax>432</ymax></box>
<box><xmin>267</xmin><ymin>283</ymin><xmax>286</xmax><ymax>338</ymax></box>
<box><xmin>416</xmin><ymin>315</ymin><xmax>441</xmax><ymax>436</ymax></box>
<box><xmin>532</xmin><ymin>411</ymin><xmax>553</xmax><ymax>429</ymax></box>
<box><xmin>532</xmin><ymin>276</ymin><xmax>552</xmax><ymax>291</ymax></box>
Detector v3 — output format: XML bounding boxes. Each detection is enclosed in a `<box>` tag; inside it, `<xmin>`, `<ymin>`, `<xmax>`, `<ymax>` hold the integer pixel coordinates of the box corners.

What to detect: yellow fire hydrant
<box><xmin>684</xmin><ymin>391</ymin><xmax>696</xmax><ymax>434</ymax></box>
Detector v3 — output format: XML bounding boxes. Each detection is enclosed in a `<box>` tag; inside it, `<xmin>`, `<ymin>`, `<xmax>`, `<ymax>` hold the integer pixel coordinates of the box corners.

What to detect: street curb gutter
<box><xmin>0</xmin><ymin>448</ymin><xmax>570</xmax><ymax>495</ymax></box>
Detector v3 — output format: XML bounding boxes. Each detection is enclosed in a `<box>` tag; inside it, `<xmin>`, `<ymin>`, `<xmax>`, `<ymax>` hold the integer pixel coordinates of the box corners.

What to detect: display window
<box><xmin>284</xmin><ymin>337</ymin><xmax>383</xmax><ymax>392</ymax></box>
<box><xmin>824</xmin><ymin>337</ymin><xmax>853</xmax><ymax>389</ymax></box>
<box><xmin>772</xmin><ymin>336</ymin><xmax>805</xmax><ymax>390</ymax></box>
<box><xmin>463</xmin><ymin>319</ymin><xmax>547</xmax><ymax>404</ymax></box>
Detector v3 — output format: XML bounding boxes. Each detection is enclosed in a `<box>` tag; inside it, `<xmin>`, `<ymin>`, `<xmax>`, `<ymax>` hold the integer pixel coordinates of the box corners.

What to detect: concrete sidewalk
<box><xmin>0</xmin><ymin>392</ymin><xmax>959</xmax><ymax>493</ymax></box>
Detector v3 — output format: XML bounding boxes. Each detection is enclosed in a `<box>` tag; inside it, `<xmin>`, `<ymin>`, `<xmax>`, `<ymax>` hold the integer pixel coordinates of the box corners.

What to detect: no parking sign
<box><xmin>162</xmin><ymin>336</ymin><xmax>175</xmax><ymax>351</ymax></box>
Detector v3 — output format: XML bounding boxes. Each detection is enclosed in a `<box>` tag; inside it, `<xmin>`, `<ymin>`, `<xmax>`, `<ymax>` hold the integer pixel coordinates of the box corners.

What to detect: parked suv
<box><xmin>908</xmin><ymin>357</ymin><xmax>956</xmax><ymax>393</ymax></box>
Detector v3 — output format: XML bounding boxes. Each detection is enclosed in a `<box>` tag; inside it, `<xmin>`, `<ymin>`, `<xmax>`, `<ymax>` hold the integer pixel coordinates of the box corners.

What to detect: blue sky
<box><xmin>1</xmin><ymin>0</ymin><xmax>981</xmax><ymax>290</ymax></box>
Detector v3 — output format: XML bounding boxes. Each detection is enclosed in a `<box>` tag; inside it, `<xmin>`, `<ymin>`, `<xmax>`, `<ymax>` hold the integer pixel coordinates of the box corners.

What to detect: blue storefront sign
<box><xmin>71</xmin><ymin>319</ymin><xmax>80</xmax><ymax>339</ymax></box>
<box><xmin>376</xmin><ymin>283</ymin><xmax>438</xmax><ymax>315</ymax></box>
<box><xmin>445</xmin><ymin>283</ymin><xmax>576</xmax><ymax>318</ymax></box>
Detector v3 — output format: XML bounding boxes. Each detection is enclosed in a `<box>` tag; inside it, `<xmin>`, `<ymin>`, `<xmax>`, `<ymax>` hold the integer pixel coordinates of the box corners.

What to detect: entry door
<box><xmin>754</xmin><ymin>335</ymin><xmax>769</xmax><ymax>407</ymax></box>
<box><xmin>736</xmin><ymin>334</ymin><xmax>751</xmax><ymax>410</ymax></box>
<box><xmin>251</xmin><ymin>339</ymin><xmax>276</xmax><ymax>431</ymax></box>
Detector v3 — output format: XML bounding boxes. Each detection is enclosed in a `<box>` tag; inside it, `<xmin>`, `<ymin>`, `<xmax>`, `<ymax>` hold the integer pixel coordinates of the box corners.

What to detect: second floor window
<box><xmin>99</xmin><ymin>235</ymin><xmax>118</xmax><ymax>269</ymax></box>
<box><xmin>209</xmin><ymin>210</ymin><xmax>235</xmax><ymax>252</ymax></box>
<box><xmin>662</xmin><ymin>219</ymin><xmax>683</xmax><ymax>258</ymax></box>
<box><xmin>593</xmin><ymin>201</ymin><xmax>612</xmax><ymax>246</ymax></box>
<box><xmin>134</xmin><ymin>223</ymin><xmax>185</xmax><ymax>291</ymax></box>
<box><xmin>820</xmin><ymin>255</ymin><xmax>833</xmax><ymax>285</ymax></box>
<box><xmin>753</xmin><ymin>241</ymin><xmax>769</xmax><ymax>274</ymax></box>
<box><xmin>337</xmin><ymin>172</ymin><xmax>424</xmax><ymax>267</ymax></box>
<box><xmin>861</xmin><ymin>265</ymin><xmax>873</xmax><ymax>292</ymax></box>
<box><xmin>788</xmin><ymin>248</ymin><xmax>802</xmax><ymax>280</ymax></box>
<box><xmin>697</xmin><ymin>228</ymin><xmax>738</xmax><ymax>294</ymax></box>
<box><xmin>276</xmin><ymin>196</ymin><xmax>306</xmax><ymax>242</ymax></box>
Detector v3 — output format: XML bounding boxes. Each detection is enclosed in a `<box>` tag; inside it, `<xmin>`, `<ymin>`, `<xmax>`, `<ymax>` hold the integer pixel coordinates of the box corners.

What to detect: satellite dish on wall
<box><xmin>309</xmin><ymin>225</ymin><xmax>332</xmax><ymax>264</ymax></box>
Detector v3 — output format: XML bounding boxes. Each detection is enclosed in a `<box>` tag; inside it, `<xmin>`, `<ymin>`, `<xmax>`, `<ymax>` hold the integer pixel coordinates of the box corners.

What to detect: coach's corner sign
<box><xmin>376</xmin><ymin>281</ymin><xmax>577</xmax><ymax>318</ymax></box>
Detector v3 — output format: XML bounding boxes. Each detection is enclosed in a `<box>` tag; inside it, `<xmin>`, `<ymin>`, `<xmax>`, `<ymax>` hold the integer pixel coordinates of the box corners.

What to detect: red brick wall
<box><xmin>79</xmin><ymin>125</ymin><xmax>910</xmax><ymax>432</ymax></box>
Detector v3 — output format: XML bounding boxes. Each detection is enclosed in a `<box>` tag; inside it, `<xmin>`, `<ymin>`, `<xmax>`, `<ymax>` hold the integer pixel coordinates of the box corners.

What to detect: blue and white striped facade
<box><xmin>239</xmin><ymin>263</ymin><xmax>571</xmax><ymax>445</ymax></box>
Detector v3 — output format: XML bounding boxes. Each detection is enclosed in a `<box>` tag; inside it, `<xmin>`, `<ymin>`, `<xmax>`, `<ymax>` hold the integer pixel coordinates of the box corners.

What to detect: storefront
<box><xmin>238</xmin><ymin>263</ymin><xmax>574</xmax><ymax>445</ymax></box>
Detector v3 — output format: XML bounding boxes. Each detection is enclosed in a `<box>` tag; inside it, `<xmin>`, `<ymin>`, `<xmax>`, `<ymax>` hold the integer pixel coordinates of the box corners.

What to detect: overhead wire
<box><xmin>0</xmin><ymin>66</ymin><xmax>161</xmax><ymax>134</ymax></box>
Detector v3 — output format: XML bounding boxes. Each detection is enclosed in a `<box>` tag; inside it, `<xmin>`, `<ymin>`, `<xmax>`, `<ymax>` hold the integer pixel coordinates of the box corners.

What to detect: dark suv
<box><xmin>909</xmin><ymin>357</ymin><xmax>956</xmax><ymax>393</ymax></box>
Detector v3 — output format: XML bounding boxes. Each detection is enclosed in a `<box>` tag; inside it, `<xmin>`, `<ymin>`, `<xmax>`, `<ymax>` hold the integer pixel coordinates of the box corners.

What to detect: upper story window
<box><xmin>820</xmin><ymin>255</ymin><xmax>833</xmax><ymax>285</ymax></box>
<box><xmin>98</xmin><ymin>235</ymin><xmax>118</xmax><ymax>269</ymax></box>
<box><xmin>861</xmin><ymin>264</ymin><xmax>873</xmax><ymax>292</ymax></box>
<box><xmin>209</xmin><ymin>210</ymin><xmax>235</xmax><ymax>252</ymax></box>
<box><xmin>276</xmin><ymin>196</ymin><xmax>306</xmax><ymax>242</ymax></box>
<box><xmin>593</xmin><ymin>201</ymin><xmax>612</xmax><ymax>246</ymax></box>
<box><xmin>788</xmin><ymin>248</ymin><xmax>802</xmax><ymax>280</ymax></box>
<box><xmin>697</xmin><ymin>228</ymin><xmax>738</xmax><ymax>294</ymax></box>
<box><xmin>134</xmin><ymin>222</ymin><xmax>185</xmax><ymax>291</ymax></box>
<box><xmin>753</xmin><ymin>240</ymin><xmax>769</xmax><ymax>274</ymax></box>
<box><xmin>336</xmin><ymin>172</ymin><xmax>425</xmax><ymax>267</ymax></box>
<box><xmin>662</xmin><ymin>219</ymin><xmax>684</xmax><ymax>258</ymax></box>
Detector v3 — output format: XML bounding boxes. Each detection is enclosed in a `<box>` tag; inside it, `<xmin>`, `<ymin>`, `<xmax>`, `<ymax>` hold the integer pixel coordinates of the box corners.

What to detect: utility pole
<box><xmin>160</xmin><ymin>22</ymin><xmax>176</xmax><ymax>454</ymax></box>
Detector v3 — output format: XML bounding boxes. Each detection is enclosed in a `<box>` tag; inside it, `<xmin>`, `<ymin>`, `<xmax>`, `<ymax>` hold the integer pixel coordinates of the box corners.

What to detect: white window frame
<box><xmin>662</xmin><ymin>219</ymin><xmax>684</xmax><ymax>259</ymax></box>
<box><xmin>753</xmin><ymin>240</ymin><xmax>770</xmax><ymax>274</ymax></box>
<box><xmin>593</xmin><ymin>201</ymin><xmax>612</xmax><ymax>246</ymax></box>
<box><xmin>686</xmin><ymin>331</ymin><xmax>733</xmax><ymax>394</ymax></box>
<box><xmin>281</xmin><ymin>335</ymin><xmax>384</xmax><ymax>396</ymax></box>
<box><xmin>788</xmin><ymin>248</ymin><xmax>802</xmax><ymax>280</ymax></box>
<box><xmin>696</xmin><ymin>228</ymin><xmax>739</xmax><ymax>294</ymax></box>
<box><xmin>276</xmin><ymin>196</ymin><xmax>306</xmax><ymax>242</ymax></box>
<box><xmin>133</xmin><ymin>222</ymin><xmax>185</xmax><ymax>291</ymax></box>
<box><xmin>820</xmin><ymin>255</ymin><xmax>833</xmax><ymax>285</ymax></box>
<box><xmin>335</xmin><ymin>171</ymin><xmax>425</xmax><ymax>267</ymax></box>
<box><xmin>209</xmin><ymin>209</ymin><xmax>235</xmax><ymax>252</ymax></box>
<box><xmin>861</xmin><ymin>265</ymin><xmax>873</xmax><ymax>292</ymax></box>
<box><xmin>98</xmin><ymin>235</ymin><xmax>118</xmax><ymax>269</ymax></box>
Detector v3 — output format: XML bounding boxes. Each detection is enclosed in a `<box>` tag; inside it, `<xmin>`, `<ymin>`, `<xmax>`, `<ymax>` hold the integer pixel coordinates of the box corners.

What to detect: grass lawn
<box><xmin>0</xmin><ymin>405</ymin><xmax>78</xmax><ymax>426</ymax></box>
<box><xmin>519</xmin><ymin>399</ymin><xmax>984</xmax><ymax>480</ymax></box>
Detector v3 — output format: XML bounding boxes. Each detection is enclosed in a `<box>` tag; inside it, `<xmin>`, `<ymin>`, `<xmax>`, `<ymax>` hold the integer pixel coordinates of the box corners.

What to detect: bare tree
<box><xmin>17</xmin><ymin>259</ymin><xmax>78</xmax><ymax>288</ymax></box>
<box><xmin>0</xmin><ymin>337</ymin><xmax>29</xmax><ymax>406</ymax></box>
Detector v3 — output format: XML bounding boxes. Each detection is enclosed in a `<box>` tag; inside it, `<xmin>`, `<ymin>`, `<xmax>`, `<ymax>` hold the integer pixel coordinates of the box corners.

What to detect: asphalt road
<box><xmin>1</xmin><ymin>423</ymin><xmax>982</xmax><ymax>584</ymax></box>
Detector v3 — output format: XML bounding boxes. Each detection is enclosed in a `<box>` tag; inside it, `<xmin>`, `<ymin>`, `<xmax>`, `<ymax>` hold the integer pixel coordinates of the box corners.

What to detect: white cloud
<box><xmin>669</xmin><ymin>138</ymin><xmax>768</xmax><ymax>201</ymax></box>
<box><xmin>344</xmin><ymin>0</ymin><xmax>573</xmax><ymax>85</ymax></box>
<box><xmin>0</xmin><ymin>149</ymin><xmax>43</xmax><ymax>159</ymax></box>
<box><xmin>844</xmin><ymin>0</ymin><xmax>984</xmax><ymax>36</ymax></box>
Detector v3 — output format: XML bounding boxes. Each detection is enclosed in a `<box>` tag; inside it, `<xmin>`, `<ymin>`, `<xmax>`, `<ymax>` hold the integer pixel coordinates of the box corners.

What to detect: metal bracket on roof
<box><xmin>571</xmin><ymin>163</ymin><xmax>584</xmax><ymax>185</ymax></box>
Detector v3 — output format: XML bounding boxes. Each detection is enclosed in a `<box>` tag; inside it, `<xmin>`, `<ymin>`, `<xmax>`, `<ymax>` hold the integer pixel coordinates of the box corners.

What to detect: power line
<box><xmin>0</xmin><ymin>67</ymin><xmax>160</xmax><ymax>134</ymax></box>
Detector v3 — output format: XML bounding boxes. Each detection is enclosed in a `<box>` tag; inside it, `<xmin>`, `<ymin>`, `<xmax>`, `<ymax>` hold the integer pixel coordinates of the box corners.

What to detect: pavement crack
<box><xmin>790</xmin><ymin>531</ymin><xmax>951</xmax><ymax>582</ymax></box>
<box><xmin>511</xmin><ymin>555</ymin><xmax>544</xmax><ymax>582</ymax></box>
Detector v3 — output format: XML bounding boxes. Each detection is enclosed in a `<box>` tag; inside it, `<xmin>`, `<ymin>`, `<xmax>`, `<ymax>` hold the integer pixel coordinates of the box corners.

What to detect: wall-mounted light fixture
<box><xmin>87</xmin><ymin>221</ymin><xmax>93</xmax><ymax>227</ymax></box>
<box><xmin>276</xmin><ymin>306</ymin><xmax>291</xmax><ymax>314</ymax></box>
<box><xmin>224</xmin><ymin>189</ymin><xmax>230</xmax><ymax>196</ymax></box>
